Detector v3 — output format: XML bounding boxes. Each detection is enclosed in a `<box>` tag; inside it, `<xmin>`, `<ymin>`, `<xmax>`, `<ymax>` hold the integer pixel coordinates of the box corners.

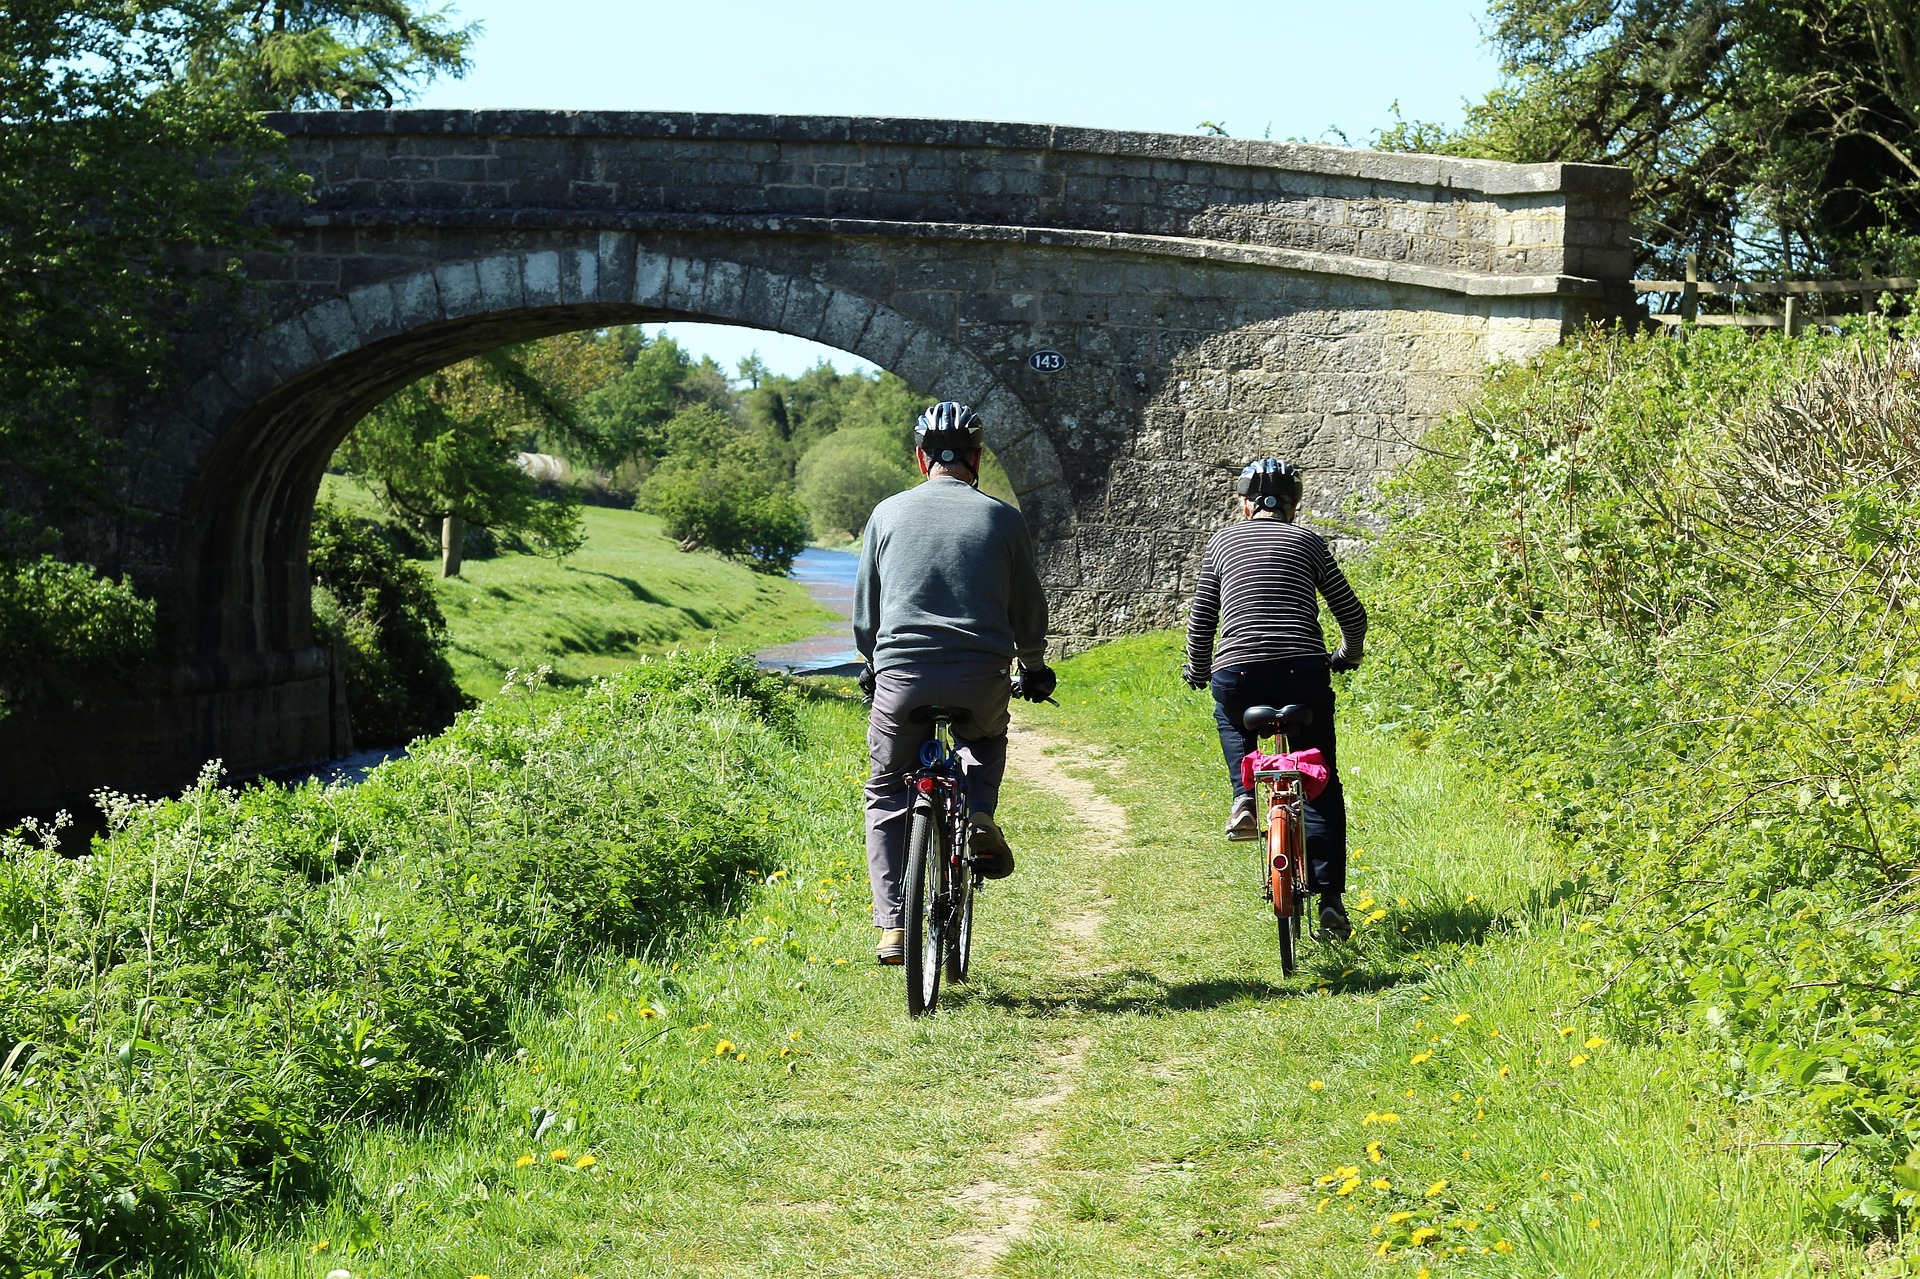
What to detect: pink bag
<box><xmin>1241</xmin><ymin>747</ymin><xmax>1330</xmax><ymax>801</ymax></box>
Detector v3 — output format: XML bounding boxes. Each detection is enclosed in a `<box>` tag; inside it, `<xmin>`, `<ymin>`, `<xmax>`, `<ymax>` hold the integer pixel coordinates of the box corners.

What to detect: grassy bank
<box><xmin>318</xmin><ymin>477</ymin><xmax>835</xmax><ymax>700</ymax></box>
<box><xmin>209</xmin><ymin>634</ymin><xmax>1874</xmax><ymax>1277</ymax></box>
<box><xmin>0</xmin><ymin>653</ymin><xmax>827</xmax><ymax>1276</ymax></box>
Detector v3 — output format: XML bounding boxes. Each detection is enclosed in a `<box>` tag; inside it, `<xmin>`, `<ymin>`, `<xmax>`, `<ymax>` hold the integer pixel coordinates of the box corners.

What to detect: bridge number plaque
<box><xmin>1027</xmin><ymin>350</ymin><xmax>1066</xmax><ymax>373</ymax></box>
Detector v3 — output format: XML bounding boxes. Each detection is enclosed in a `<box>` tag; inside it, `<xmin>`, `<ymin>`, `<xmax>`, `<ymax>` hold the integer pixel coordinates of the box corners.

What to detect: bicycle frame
<box><xmin>1252</xmin><ymin>726</ymin><xmax>1311</xmax><ymax>974</ymax></box>
<box><xmin>904</xmin><ymin>715</ymin><xmax>975</xmax><ymax>1015</ymax></box>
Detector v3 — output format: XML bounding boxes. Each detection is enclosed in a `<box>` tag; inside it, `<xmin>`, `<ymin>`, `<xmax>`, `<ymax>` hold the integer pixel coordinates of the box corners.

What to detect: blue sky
<box><xmin>412</xmin><ymin>0</ymin><xmax>1501</xmax><ymax>379</ymax></box>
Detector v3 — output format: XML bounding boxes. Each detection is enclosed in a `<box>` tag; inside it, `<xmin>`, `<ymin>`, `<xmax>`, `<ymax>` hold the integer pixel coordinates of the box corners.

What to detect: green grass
<box><xmin>216</xmin><ymin>633</ymin><xmax>1884</xmax><ymax>1277</ymax></box>
<box><xmin>318</xmin><ymin>476</ymin><xmax>835</xmax><ymax>700</ymax></box>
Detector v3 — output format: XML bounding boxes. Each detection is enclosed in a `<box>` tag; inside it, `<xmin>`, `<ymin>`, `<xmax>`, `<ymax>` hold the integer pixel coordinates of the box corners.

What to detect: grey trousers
<box><xmin>864</xmin><ymin>661</ymin><xmax>1012</xmax><ymax>929</ymax></box>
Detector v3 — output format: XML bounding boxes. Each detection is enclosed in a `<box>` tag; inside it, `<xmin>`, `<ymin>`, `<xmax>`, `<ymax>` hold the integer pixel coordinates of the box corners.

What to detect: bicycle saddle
<box><xmin>1243</xmin><ymin>703</ymin><xmax>1313</xmax><ymax>737</ymax></box>
<box><xmin>908</xmin><ymin>704</ymin><xmax>973</xmax><ymax>726</ymax></box>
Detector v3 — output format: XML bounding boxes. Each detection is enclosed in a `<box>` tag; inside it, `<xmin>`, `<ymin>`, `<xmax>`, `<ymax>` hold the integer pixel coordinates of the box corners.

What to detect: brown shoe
<box><xmin>876</xmin><ymin>928</ymin><xmax>906</xmax><ymax>964</ymax></box>
<box><xmin>969</xmin><ymin>814</ymin><xmax>1016</xmax><ymax>879</ymax></box>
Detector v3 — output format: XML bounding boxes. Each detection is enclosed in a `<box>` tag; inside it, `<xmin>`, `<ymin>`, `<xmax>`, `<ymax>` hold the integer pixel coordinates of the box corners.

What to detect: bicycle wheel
<box><xmin>947</xmin><ymin>855</ymin><xmax>975</xmax><ymax>984</ymax></box>
<box><xmin>904</xmin><ymin>799</ymin><xmax>944</xmax><ymax>1016</ymax></box>
<box><xmin>1269</xmin><ymin>813</ymin><xmax>1297</xmax><ymax>976</ymax></box>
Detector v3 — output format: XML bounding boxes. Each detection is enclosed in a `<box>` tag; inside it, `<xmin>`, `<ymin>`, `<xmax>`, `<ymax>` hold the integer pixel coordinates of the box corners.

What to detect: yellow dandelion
<box><xmin>1494</xmin><ymin>1239</ymin><xmax>1516</xmax><ymax>1254</ymax></box>
<box><xmin>638</xmin><ymin>1007</ymin><xmax>657</xmax><ymax>1018</ymax></box>
<box><xmin>1464</xmin><ymin>894</ymin><xmax>1478</xmax><ymax>904</ymax></box>
<box><xmin>1375</xmin><ymin>1241</ymin><xmax>1392</xmax><ymax>1257</ymax></box>
<box><xmin>1365</xmin><ymin>909</ymin><xmax>1387</xmax><ymax>924</ymax></box>
<box><xmin>1587</xmin><ymin>1218</ymin><xmax>1601</xmax><ymax>1229</ymax></box>
<box><xmin>1498</xmin><ymin>1065</ymin><xmax>1512</xmax><ymax>1078</ymax></box>
<box><xmin>1315</xmin><ymin>1197</ymin><xmax>1330</xmax><ymax>1213</ymax></box>
<box><xmin>1426</xmin><ymin>1179</ymin><xmax>1449</xmax><ymax>1197</ymax></box>
<box><xmin>749</xmin><ymin>935</ymin><xmax>768</xmax><ymax>946</ymax></box>
<box><xmin>603</xmin><ymin>1012</ymin><xmax>617</xmax><ymax>1022</ymax></box>
<box><xmin>1418</xmin><ymin>1270</ymin><xmax>1432</xmax><ymax>1279</ymax></box>
<box><xmin>309</xmin><ymin>1240</ymin><xmax>330</xmax><ymax>1255</ymax></box>
<box><xmin>1558</xmin><ymin>1026</ymin><xmax>1577</xmax><ymax>1037</ymax></box>
<box><xmin>1410</xmin><ymin>1051</ymin><xmax>1432</xmax><ymax>1065</ymax></box>
<box><xmin>550</xmin><ymin>1148</ymin><xmax>568</xmax><ymax>1161</ymax></box>
<box><xmin>1372</xmin><ymin>1177</ymin><xmax>1393</xmax><ymax>1191</ymax></box>
<box><xmin>1309</xmin><ymin>1079</ymin><xmax>1326</xmax><ymax>1091</ymax></box>
<box><xmin>1572</xmin><ymin>1192</ymin><xmax>1586</xmax><ymax>1202</ymax></box>
<box><xmin>514</xmin><ymin>1154</ymin><xmax>536</xmax><ymax>1168</ymax></box>
<box><xmin>714</xmin><ymin>1040</ymin><xmax>736</xmax><ymax>1056</ymax></box>
<box><xmin>1338</xmin><ymin>1176</ymin><xmax>1362</xmax><ymax>1196</ymax></box>
<box><xmin>833</xmin><ymin>957</ymin><xmax>849</xmax><ymax>966</ymax></box>
<box><xmin>1389</xmin><ymin>1210</ymin><xmax>1414</xmax><ymax>1223</ymax></box>
<box><xmin>1366</xmin><ymin>1140</ymin><xmax>1384</xmax><ymax>1163</ymax></box>
<box><xmin>1451</xmin><ymin>1013</ymin><xmax>1472</xmax><ymax>1026</ymax></box>
<box><xmin>1541</xmin><ymin>1170</ymin><xmax>1554</xmax><ymax>1181</ymax></box>
<box><xmin>1410</xmin><ymin>1226</ymin><xmax>1438</xmax><ymax>1245</ymax></box>
<box><xmin>1576</xmin><ymin>921</ymin><xmax>1595</xmax><ymax>933</ymax></box>
<box><xmin>1335</xmin><ymin>1165</ymin><xmax>1361</xmax><ymax>1178</ymax></box>
<box><xmin>573</xmin><ymin>1154</ymin><xmax>597</xmax><ymax>1169</ymax></box>
<box><xmin>1584</xmin><ymin>1035</ymin><xmax>1605</xmax><ymax>1050</ymax></box>
<box><xmin>1569</xmin><ymin>1053</ymin><xmax>1589</xmax><ymax>1068</ymax></box>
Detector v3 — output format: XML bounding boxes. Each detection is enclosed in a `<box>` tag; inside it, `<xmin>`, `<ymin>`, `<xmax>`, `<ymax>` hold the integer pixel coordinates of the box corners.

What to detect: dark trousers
<box><xmin>1210</xmin><ymin>656</ymin><xmax>1347</xmax><ymax>897</ymax></box>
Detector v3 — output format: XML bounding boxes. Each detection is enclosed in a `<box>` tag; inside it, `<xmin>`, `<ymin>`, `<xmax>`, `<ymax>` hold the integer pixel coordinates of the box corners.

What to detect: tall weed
<box><xmin>0</xmin><ymin>651</ymin><xmax>802</xmax><ymax>1276</ymax></box>
<box><xmin>1349</xmin><ymin>325</ymin><xmax>1920</xmax><ymax>1234</ymax></box>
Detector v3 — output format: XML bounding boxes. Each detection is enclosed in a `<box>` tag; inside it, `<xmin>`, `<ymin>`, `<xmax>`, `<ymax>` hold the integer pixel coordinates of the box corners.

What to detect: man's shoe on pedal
<box><xmin>969</xmin><ymin>813</ymin><xmax>1016</xmax><ymax>879</ymax></box>
<box><xmin>1314</xmin><ymin>898</ymin><xmax>1353</xmax><ymax>942</ymax></box>
<box><xmin>1225</xmin><ymin>794</ymin><xmax>1259</xmax><ymax>841</ymax></box>
<box><xmin>876</xmin><ymin>927</ymin><xmax>907</xmax><ymax>964</ymax></box>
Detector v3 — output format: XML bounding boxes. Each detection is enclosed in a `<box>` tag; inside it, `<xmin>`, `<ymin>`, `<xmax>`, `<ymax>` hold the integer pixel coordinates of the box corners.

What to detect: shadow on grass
<box><xmin>574</xmin><ymin>569</ymin><xmax>666</xmax><ymax>605</ymax></box>
<box><xmin>953</xmin><ymin>963</ymin><xmax>1419</xmax><ymax>1017</ymax></box>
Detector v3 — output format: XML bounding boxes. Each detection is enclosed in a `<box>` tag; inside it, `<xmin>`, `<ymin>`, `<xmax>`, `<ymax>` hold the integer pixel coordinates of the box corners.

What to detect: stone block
<box><xmin>433</xmin><ymin>260</ymin><xmax>483</xmax><ymax>318</ymax></box>
<box><xmin>522</xmin><ymin>250</ymin><xmax>562</xmax><ymax>307</ymax></box>
<box><xmin>393</xmin><ymin>269</ymin><xmax>442</xmax><ymax>330</ymax></box>
<box><xmin>344</xmin><ymin>281</ymin><xmax>399</xmax><ymax>342</ymax></box>
<box><xmin>561</xmin><ymin>248</ymin><xmax>600</xmax><ymax>304</ymax></box>
<box><xmin>1033</xmin><ymin>537</ymin><xmax>1082</xmax><ymax>588</ymax></box>
<box><xmin>1017</xmin><ymin>480</ymin><xmax>1077</xmax><ymax>542</ymax></box>
<box><xmin>779</xmin><ymin>279</ymin><xmax>833</xmax><ymax>341</ymax></box>
<box><xmin>855</xmin><ymin>307</ymin><xmax>916</xmax><ymax>369</ymax></box>
<box><xmin>699</xmin><ymin>258</ymin><xmax>747</xmax><ymax>317</ymax></box>
<box><xmin>664</xmin><ymin>256</ymin><xmax>707</xmax><ymax>312</ymax></box>
<box><xmin>633</xmin><ymin>251</ymin><xmax>671</xmax><ymax>307</ymax></box>
<box><xmin>261</xmin><ymin>318</ymin><xmax>320</xmax><ymax>380</ymax></box>
<box><xmin>816</xmin><ymin>289</ymin><xmax>876</xmax><ymax>352</ymax></box>
<box><xmin>301</xmin><ymin>297</ymin><xmax>359</xmax><ymax>360</ymax></box>
<box><xmin>993</xmin><ymin>425</ymin><xmax>1065</xmax><ymax>493</ymax></box>
<box><xmin>476</xmin><ymin>254</ymin><xmax>524</xmax><ymax>312</ymax></box>
<box><xmin>738</xmin><ymin>266</ymin><xmax>792</xmax><ymax>332</ymax></box>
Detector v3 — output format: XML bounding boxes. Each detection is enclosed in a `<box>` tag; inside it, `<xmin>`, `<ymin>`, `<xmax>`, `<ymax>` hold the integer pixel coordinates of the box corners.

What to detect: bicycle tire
<box><xmin>946</xmin><ymin>861</ymin><xmax>974</xmax><ymax>983</ymax></box>
<box><xmin>904</xmin><ymin>800</ymin><xmax>944</xmax><ymax>1016</ymax></box>
<box><xmin>1269</xmin><ymin>808</ymin><xmax>1299</xmax><ymax>977</ymax></box>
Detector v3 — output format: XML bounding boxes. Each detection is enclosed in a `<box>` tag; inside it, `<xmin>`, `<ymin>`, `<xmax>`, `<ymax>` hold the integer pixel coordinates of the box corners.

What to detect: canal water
<box><xmin>755</xmin><ymin>546</ymin><xmax>862</xmax><ymax>677</ymax></box>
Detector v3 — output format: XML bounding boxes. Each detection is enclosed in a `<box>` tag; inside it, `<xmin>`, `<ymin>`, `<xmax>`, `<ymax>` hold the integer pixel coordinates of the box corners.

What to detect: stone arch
<box><xmin>170</xmin><ymin>241</ymin><xmax>1071</xmax><ymax>658</ymax></box>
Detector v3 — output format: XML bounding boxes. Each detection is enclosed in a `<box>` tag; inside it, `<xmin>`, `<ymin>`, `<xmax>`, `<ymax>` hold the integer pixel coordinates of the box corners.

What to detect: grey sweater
<box><xmin>854</xmin><ymin>476</ymin><xmax>1048</xmax><ymax>670</ymax></box>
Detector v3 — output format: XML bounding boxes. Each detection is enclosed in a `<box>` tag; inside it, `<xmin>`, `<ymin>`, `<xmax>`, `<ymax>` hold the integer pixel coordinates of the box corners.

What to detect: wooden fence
<box><xmin>1635</xmin><ymin>254</ymin><xmax>1919</xmax><ymax>335</ymax></box>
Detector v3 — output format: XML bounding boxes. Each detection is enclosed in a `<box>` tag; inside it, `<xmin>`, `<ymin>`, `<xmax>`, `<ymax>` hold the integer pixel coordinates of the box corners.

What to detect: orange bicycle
<box><xmin>1243</xmin><ymin>703</ymin><xmax>1313</xmax><ymax>975</ymax></box>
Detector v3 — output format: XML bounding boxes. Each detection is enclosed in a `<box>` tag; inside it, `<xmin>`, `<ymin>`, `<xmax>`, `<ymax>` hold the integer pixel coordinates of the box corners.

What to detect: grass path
<box><xmin>238</xmin><ymin>635</ymin><xmax>1877</xmax><ymax>1278</ymax></box>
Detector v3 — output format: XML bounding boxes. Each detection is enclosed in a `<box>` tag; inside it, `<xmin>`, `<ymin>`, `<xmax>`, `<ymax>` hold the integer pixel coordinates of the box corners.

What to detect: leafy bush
<box><xmin>641</xmin><ymin>408</ymin><xmax>811</xmax><ymax>574</ymax></box>
<box><xmin>1347</xmin><ymin>325</ymin><xmax>1920</xmax><ymax>1233</ymax></box>
<box><xmin>795</xmin><ymin>427</ymin><xmax>913</xmax><ymax>537</ymax></box>
<box><xmin>0</xmin><ymin>651</ymin><xmax>803</xmax><ymax>1274</ymax></box>
<box><xmin>309</xmin><ymin>502</ymin><xmax>468</xmax><ymax>744</ymax></box>
<box><xmin>0</xmin><ymin>555</ymin><xmax>155</xmax><ymax>718</ymax></box>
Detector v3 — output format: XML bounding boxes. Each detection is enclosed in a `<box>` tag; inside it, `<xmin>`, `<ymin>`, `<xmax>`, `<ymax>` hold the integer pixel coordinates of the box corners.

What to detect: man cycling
<box><xmin>855</xmin><ymin>401</ymin><xmax>1055</xmax><ymax>965</ymax></box>
<box><xmin>1182</xmin><ymin>458</ymin><xmax>1366</xmax><ymax>941</ymax></box>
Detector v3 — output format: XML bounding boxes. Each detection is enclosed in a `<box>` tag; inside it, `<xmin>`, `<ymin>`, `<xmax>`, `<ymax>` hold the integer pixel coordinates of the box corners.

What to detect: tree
<box><xmin>338</xmin><ymin>343</ymin><xmax>599</xmax><ymax>577</ymax></box>
<box><xmin>1377</xmin><ymin>1</ymin><xmax>1920</xmax><ymax>278</ymax></box>
<box><xmin>183</xmin><ymin>0</ymin><xmax>477</xmax><ymax>110</ymax></box>
<box><xmin>795</xmin><ymin>428</ymin><xmax>914</xmax><ymax>537</ymax></box>
<box><xmin>641</xmin><ymin>407</ymin><xmax>811</xmax><ymax>574</ymax></box>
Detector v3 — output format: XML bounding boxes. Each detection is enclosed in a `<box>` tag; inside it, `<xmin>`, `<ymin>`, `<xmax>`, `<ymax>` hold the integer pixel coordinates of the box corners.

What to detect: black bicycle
<box><xmin>903</xmin><ymin>704</ymin><xmax>976</xmax><ymax>1016</ymax></box>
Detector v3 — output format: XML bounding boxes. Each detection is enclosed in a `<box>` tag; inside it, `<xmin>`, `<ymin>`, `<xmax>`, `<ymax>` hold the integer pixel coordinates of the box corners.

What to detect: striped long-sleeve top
<box><xmin>1184</xmin><ymin>517</ymin><xmax>1367</xmax><ymax>674</ymax></box>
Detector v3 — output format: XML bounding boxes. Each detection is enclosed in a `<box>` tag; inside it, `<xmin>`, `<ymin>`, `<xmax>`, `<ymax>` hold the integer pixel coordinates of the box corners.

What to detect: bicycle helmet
<box><xmin>914</xmin><ymin>400</ymin><xmax>985</xmax><ymax>465</ymax></box>
<box><xmin>1234</xmin><ymin>458</ymin><xmax>1303</xmax><ymax>512</ymax></box>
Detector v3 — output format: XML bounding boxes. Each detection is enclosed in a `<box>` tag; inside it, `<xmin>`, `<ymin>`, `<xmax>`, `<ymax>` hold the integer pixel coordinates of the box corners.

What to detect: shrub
<box><xmin>641</xmin><ymin>408</ymin><xmax>811</xmax><ymax>574</ymax></box>
<box><xmin>0</xmin><ymin>651</ymin><xmax>804</xmax><ymax>1274</ymax></box>
<box><xmin>1346</xmin><ymin>324</ymin><xmax>1920</xmax><ymax>1233</ymax></box>
<box><xmin>795</xmin><ymin>427</ymin><xmax>913</xmax><ymax>536</ymax></box>
<box><xmin>0</xmin><ymin>556</ymin><xmax>155</xmax><ymax>717</ymax></box>
<box><xmin>309</xmin><ymin>502</ymin><xmax>468</xmax><ymax>744</ymax></box>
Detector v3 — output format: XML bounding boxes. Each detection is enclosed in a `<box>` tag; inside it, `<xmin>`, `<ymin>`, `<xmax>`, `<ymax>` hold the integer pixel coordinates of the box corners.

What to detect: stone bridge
<box><xmin>5</xmin><ymin>111</ymin><xmax>1632</xmax><ymax>811</ymax></box>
